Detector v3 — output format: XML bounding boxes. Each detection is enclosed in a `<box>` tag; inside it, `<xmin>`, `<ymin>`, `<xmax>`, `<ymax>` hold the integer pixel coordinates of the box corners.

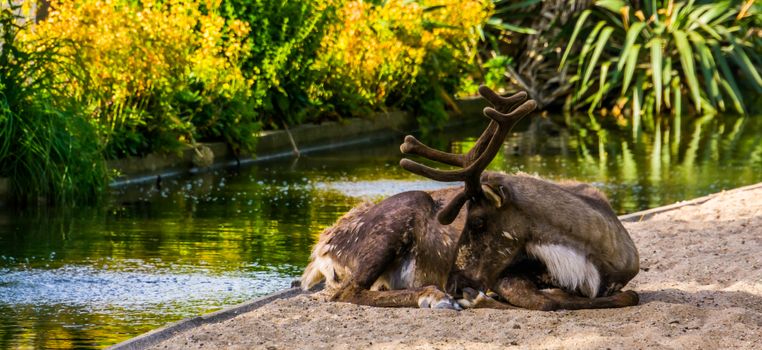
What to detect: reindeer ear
<box><xmin>481</xmin><ymin>184</ymin><xmax>504</xmax><ymax>208</ymax></box>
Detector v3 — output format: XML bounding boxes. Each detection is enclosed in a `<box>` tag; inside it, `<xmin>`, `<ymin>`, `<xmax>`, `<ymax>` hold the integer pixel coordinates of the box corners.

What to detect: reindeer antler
<box><xmin>400</xmin><ymin>86</ymin><xmax>537</xmax><ymax>224</ymax></box>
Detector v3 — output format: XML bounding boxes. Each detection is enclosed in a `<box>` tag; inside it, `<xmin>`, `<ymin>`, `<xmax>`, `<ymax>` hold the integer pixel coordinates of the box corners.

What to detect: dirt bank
<box><xmin>148</xmin><ymin>186</ymin><xmax>762</xmax><ymax>349</ymax></box>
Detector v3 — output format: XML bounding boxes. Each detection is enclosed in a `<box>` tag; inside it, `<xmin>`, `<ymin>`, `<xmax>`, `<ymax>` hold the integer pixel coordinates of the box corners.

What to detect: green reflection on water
<box><xmin>0</xmin><ymin>113</ymin><xmax>760</xmax><ymax>348</ymax></box>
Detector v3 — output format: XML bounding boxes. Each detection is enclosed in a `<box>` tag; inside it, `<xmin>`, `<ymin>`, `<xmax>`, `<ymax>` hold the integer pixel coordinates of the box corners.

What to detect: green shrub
<box><xmin>560</xmin><ymin>0</ymin><xmax>761</xmax><ymax>130</ymax></box>
<box><xmin>310</xmin><ymin>0</ymin><xmax>491</xmax><ymax>130</ymax></box>
<box><xmin>221</xmin><ymin>0</ymin><xmax>342</xmax><ymax>128</ymax></box>
<box><xmin>0</xmin><ymin>1</ymin><xmax>107</xmax><ymax>204</ymax></box>
<box><xmin>221</xmin><ymin>0</ymin><xmax>490</xmax><ymax>131</ymax></box>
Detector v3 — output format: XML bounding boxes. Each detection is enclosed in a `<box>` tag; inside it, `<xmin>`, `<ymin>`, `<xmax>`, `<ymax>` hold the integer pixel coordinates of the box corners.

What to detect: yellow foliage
<box><xmin>312</xmin><ymin>0</ymin><xmax>491</xmax><ymax>110</ymax></box>
<box><xmin>22</xmin><ymin>0</ymin><xmax>252</xmax><ymax>145</ymax></box>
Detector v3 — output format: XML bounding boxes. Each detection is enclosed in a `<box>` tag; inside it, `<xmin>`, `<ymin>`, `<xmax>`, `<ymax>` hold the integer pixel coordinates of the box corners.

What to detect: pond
<box><xmin>1</xmin><ymin>113</ymin><xmax>760</xmax><ymax>349</ymax></box>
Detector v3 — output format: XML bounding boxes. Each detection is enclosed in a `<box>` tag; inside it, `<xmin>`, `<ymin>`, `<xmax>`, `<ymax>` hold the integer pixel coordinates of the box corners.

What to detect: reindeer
<box><xmin>300</xmin><ymin>86</ymin><xmax>640</xmax><ymax>310</ymax></box>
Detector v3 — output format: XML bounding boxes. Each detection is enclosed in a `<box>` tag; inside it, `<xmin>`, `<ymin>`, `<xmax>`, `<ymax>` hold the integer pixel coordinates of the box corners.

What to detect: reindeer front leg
<box><xmin>331</xmin><ymin>282</ymin><xmax>461</xmax><ymax>310</ymax></box>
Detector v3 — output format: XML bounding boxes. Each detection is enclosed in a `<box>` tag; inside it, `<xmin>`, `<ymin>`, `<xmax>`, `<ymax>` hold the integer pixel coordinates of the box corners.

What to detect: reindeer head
<box><xmin>400</xmin><ymin>86</ymin><xmax>537</xmax><ymax>286</ymax></box>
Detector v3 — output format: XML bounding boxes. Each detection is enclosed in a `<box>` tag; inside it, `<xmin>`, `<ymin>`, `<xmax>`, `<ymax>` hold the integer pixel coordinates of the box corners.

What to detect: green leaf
<box><xmin>706</xmin><ymin>6</ymin><xmax>736</xmax><ymax>26</ymax></box>
<box><xmin>494</xmin><ymin>0</ymin><xmax>542</xmax><ymax>13</ymax></box>
<box><xmin>687</xmin><ymin>4</ymin><xmax>713</xmax><ymax>27</ymax></box>
<box><xmin>578</xmin><ymin>21</ymin><xmax>607</xmax><ymax>75</ymax></box>
<box><xmin>423</xmin><ymin>5</ymin><xmax>447</xmax><ymax>13</ymax></box>
<box><xmin>729</xmin><ymin>40</ymin><xmax>762</xmax><ymax>93</ymax></box>
<box><xmin>582</xmin><ymin>26</ymin><xmax>614</xmax><ymax>88</ymax></box>
<box><xmin>717</xmin><ymin>76</ymin><xmax>745</xmax><ymax>114</ymax></box>
<box><xmin>617</xmin><ymin>22</ymin><xmax>646</xmax><ymax>71</ymax></box>
<box><xmin>693</xmin><ymin>38</ymin><xmax>720</xmax><ymax>108</ymax></box>
<box><xmin>667</xmin><ymin>1</ymin><xmax>686</xmax><ymax>33</ymax></box>
<box><xmin>673</xmin><ymin>30</ymin><xmax>701</xmax><ymax>112</ymax></box>
<box><xmin>696</xmin><ymin>22</ymin><xmax>722</xmax><ymax>41</ymax></box>
<box><xmin>476</xmin><ymin>24</ymin><xmax>485</xmax><ymax>41</ymax></box>
<box><xmin>595</xmin><ymin>0</ymin><xmax>627</xmax><ymax>14</ymax></box>
<box><xmin>672</xmin><ymin>77</ymin><xmax>682</xmax><ymax>121</ymax></box>
<box><xmin>485</xmin><ymin>18</ymin><xmax>538</xmax><ymax>34</ymax></box>
<box><xmin>650</xmin><ymin>37</ymin><xmax>663</xmax><ymax>114</ymax></box>
<box><xmin>699</xmin><ymin>96</ymin><xmax>717</xmax><ymax>115</ymax></box>
<box><xmin>695</xmin><ymin>3</ymin><xmax>729</xmax><ymax>24</ymax></box>
<box><xmin>575</xmin><ymin>75</ymin><xmax>596</xmax><ymax>100</ymax></box>
<box><xmin>712</xmin><ymin>44</ymin><xmax>745</xmax><ymax>113</ymax></box>
<box><xmin>622</xmin><ymin>43</ymin><xmax>641</xmax><ymax>95</ymax></box>
<box><xmin>632</xmin><ymin>74</ymin><xmax>644</xmax><ymax>138</ymax></box>
<box><xmin>591</xmin><ymin>60</ymin><xmax>612</xmax><ymax>109</ymax></box>
<box><xmin>662</xmin><ymin>56</ymin><xmax>672</xmax><ymax>108</ymax></box>
<box><xmin>559</xmin><ymin>10</ymin><xmax>592</xmax><ymax>70</ymax></box>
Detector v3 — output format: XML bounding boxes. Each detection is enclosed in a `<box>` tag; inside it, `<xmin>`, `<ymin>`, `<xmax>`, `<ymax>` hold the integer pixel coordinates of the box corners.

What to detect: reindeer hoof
<box><xmin>433</xmin><ymin>298</ymin><xmax>462</xmax><ymax>310</ymax></box>
<box><xmin>417</xmin><ymin>287</ymin><xmax>462</xmax><ymax>311</ymax></box>
<box><xmin>456</xmin><ymin>287</ymin><xmax>488</xmax><ymax>309</ymax></box>
<box><xmin>418</xmin><ymin>296</ymin><xmax>461</xmax><ymax>310</ymax></box>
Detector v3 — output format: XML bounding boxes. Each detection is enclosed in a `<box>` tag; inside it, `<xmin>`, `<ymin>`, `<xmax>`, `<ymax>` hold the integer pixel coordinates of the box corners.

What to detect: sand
<box><xmin>148</xmin><ymin>186</ymin><xmax>762</xmax><ymax>349</ymax></box>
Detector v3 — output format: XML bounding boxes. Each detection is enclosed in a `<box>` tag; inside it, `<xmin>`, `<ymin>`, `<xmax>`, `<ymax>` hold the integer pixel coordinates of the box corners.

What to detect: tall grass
<box><xmin>0</xmin><ymin>1</ymin><xmax>107</xmax><ymax>205</ymax></box>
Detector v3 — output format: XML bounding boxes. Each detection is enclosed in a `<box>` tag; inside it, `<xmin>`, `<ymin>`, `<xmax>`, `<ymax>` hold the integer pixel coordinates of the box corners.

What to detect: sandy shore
<box><xmin>148</xmin><ymin>186</ymin><xmax>762</xmax><ymax>349</ymax></box>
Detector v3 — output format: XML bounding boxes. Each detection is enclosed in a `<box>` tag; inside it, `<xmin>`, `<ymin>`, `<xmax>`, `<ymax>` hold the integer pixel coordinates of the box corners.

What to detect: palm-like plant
<box><xmin>482</xmin><ymin>0</ymin><xmax>588</xmax><ymax>107</ymax></box>
<box><xmin>560</xmin><ymin>0</ymin><xmax>761</xmax><ymax>128</ymax></box>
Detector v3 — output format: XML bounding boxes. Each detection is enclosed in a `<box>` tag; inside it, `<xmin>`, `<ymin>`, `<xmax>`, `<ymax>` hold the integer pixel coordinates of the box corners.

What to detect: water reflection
<box><xmin>0</xmin><ymin>112</ymin><xmax>760</xmax><ymax>348</ymax></box>
<box><xmin>485</xmin><ymin>113</ymin><xmax>762</xmax><ymax>213</ymax></box>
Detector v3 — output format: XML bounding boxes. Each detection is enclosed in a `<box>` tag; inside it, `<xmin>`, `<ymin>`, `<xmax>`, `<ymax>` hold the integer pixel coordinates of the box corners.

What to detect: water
<box><xmin>1</xmin><ymin>113</ymin><xmax>760</xmax><ymax>349</ymax></box>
